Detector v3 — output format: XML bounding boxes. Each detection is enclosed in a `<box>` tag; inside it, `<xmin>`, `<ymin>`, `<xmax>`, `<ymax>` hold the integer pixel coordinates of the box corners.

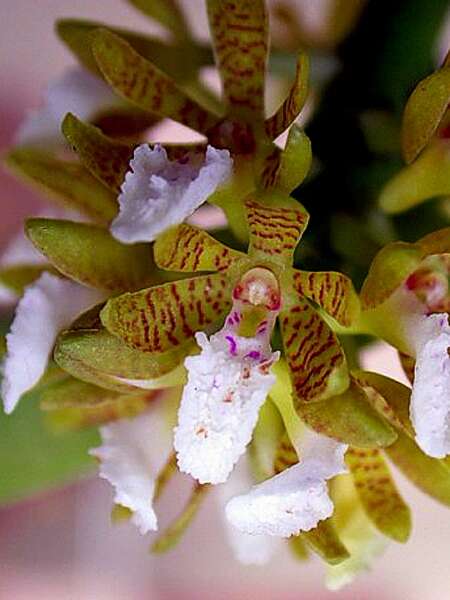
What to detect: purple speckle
<box><xmin>225</xmin><ymin>335</ymin><xmax>238</xmax><ymax>356</ymax></box>
<box><xmin>246</xmin><ymin>350</ymin><xmax>261</xmax><ymax>360</ymax></box>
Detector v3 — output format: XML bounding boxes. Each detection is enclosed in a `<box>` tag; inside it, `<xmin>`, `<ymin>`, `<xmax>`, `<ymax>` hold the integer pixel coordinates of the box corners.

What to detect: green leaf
<box><xmin>0</xmin><ymin>387</ymin><xmax>98</xmax><ymax>504</ymax></box>
<box><xmin>5</xmin><ymin>148</ymin><xmax>117</xmax><ymax>224</ymax></box>
<box><xmin>92</xmin><ymin>28</ymin><xmax>219</xmax><ymax>134</ymax></box>
<box><xmin>62</xmin><ymin>113</ymin><xmax>134</xmax><ymax>192</ymax></box>
<box><xmin>101</xmin><ymin>273</ymin><xmax>231</xmax><ymax>353</ymax></box>
<box><xmin>154</xmin><ymin>223</ymin><xmax>246</xmax><ymax>273</ymax></box>
<box><xmin>26</xmin><ymin>218</ymin><xmax>156</xmax><ymax>292</ymax></box>
<box><xmin>265</xmin><ymin>53</ymin><xmax>309</xmax><ymax>139</ymax></box>
<box><xmin>346</xmin><ymin>447</ymin><xmax>411</xmax><ymax>542</ymax></box>
<box><xmin>206</xmin><ymin>0</ymin><xmax>268</xmax><ymax>118</ymax></box>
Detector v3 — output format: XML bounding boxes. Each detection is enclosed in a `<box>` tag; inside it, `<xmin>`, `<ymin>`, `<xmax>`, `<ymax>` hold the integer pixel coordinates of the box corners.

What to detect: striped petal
<box><xmin>292</xmin><ymin>269</ymin><xmax>360</xmax><ymax>327</ymax></box>
<box><xmin>92</xmin><ymin>29</ymin><xmax>219</xmax><ymax>134</ymax></box>
<box><xmin>154</xmin><ymin>223</ymin><xmax>245</xmax><ymax>273</ymax></box>
<box><xmin>245</xmin><ymin>194</ymin><xmax>309</xmax><ymax>265</ymax></box>
<box><xmin>101</xmin><ymin>273</ymin><xmax>231</xmax><ymax>353</ymax></box>
<box><xmin>206</xmin><ymin>0</ymin><xmax>268</xmax><ymax>117</ymax></box>
<box><xmin>280</xmin><ymin>296</ymin><xmax>349</xmax><ymax>403</ymax></box>
<box><xmin>265</xmin><ymin>53</ymin><xmax>309</xmax><ymax>139</ymax></box>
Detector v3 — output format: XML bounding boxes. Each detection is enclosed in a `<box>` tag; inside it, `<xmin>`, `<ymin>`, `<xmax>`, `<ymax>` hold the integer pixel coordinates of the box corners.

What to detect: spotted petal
<box><xmin>1</xmin><ymin>273</ymin><xmax>101</xmax><ymax>414</ymax></box>
<box><xmin>225</xmin><ymin>429</ymin><xmax>347</xmax><ymax>537</ymax></box>
<box><xmin>101</xmin><ymin>273</ymin><xmax>231</xmax><ymax>353</ymax></box>
<box><xmin>346</xmin><ymin>448</ymin><xmax>411</xmax><ymax>542</ymax></box>
<box><xmin>110</xmin><ymin>144</ymin><xmax>232</xmax><ymax>244</ymax></box>
<box><xmin>265</xmin><ymin>53</ymin><xmax>309</xmax><ymax>139</ymax></box>
<box><xmin>206</xmin><ymin>0</ymin><xmax>268</xmax><ymax>117</ymax></box>
<box><xmin>292</xmin><ymin>269</ymin><xmax>360</xmax><ymax>327</ymax></box>
<box><xmin>92</xmin><ymin>29</ymin><xmax>219</xmax><ymax>134</ymax></box>
<box><xmin>90</xmin><ymin>404</ymin><xmax>172</xmax><ymax>534</ymax></box>
<box><xmin>280</xmin><ymin>296</ymin><xmax>349</xmax><ymax>403</ymax></box>
<box><xmin>245</xmin><ymin>193</ymin><xmax>309</xmax><ymax>265</ymax></box>
<box><xmin>154</xmin><ymin>223</ymin><xmax>245</xmax><ymax>273</ymax></box>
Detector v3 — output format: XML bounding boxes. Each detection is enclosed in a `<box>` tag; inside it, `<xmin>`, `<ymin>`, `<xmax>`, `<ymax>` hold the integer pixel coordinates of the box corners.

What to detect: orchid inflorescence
<box><xmin>1</xmin><ymin>0</ymin><xmax>450</xmax><ymax>590</ymax></box>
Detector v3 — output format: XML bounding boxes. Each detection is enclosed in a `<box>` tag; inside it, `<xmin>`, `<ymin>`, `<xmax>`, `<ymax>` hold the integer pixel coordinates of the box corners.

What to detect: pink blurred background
<box><xmin>1</xmin><ymin>1</ymin><xmax>450</xmax><ymax>599</ymax></box>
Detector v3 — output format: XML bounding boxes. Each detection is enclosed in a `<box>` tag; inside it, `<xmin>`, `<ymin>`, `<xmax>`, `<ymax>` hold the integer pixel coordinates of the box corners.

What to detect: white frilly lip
<box><xmin>15</xmin><ymin>67</ymin><xmax>116</xmax><ymax>148</ymax></box>
<box><xmin>225</xmin><ymin>429</ymin><xmax>347</xmax><ymax>538</ymax></box>
<box><xmin>110</xmin><ymin>144</ymin><xmax>232</xmax><ymax>244</ymax></box>
<box><xmin>174</xmin><ymin>331</ymin><xmax>279</xmax><ymax>485</ymax></box>
<box><xmin>1</xmin><ymin>273</ymin><xmax>101</xmax><ymax>414</ymax></box>
<box><xmin>90</xmin><ymin>406</ymin><xmax>171</xmax><ymax>534</ymax></box>
<box><xmin>220</xmin><ymin>457</ymin><xmax>279</xmax><ymax>565</ymax></box>
<box><xmin>410</xmin><ymin>312</ymin><xmax>450</xmax><ymax>458</ymax></box>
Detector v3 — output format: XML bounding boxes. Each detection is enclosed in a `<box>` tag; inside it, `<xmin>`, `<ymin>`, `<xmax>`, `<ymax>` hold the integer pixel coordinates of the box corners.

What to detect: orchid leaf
<box><xmin>292</xmin><ymin>270</ymin><xmax>360</xmax><ymax>327</ymax></box>
<box><xmin>26</xmin><ymin>218</ymin><xmax>156</xmax><ymax>292</ymax></box>
<box><xmin>5</xmin><ymin>148</ymin><xmax>117</xmax><ymax>224</ymax></box>
<box><xmin>346</xmin><ymin>448</ymin><xmax>411</xmax><ymax>542</ymax></box>
<box><xmin>386</xmin><ymin>431</ymin><xmax>450</xmax><ymax>506</ymax></box>
<box><xmin>379</xmin><ymin>141</ymin><xmax>450</xmax><ymax>214</ymax></box>
<box><xmin>265</xmin><ymin>53</ymin><xmax>309</xmax><ymax>139</ymax></box>
<box><xmin>62</xmin><ymin>113</ymin><xmax>134</xmax><ymax>192</ymax></box>
<box><xmin>92</xmin><ymin>29</ymin><xmax>219</xmax><ymax>134</ymax></box>
<box><xmin>101</xmin><ymin>273</ymin><xmax>231</xmax><ymax>353</ymax></box>
<box><xmin>301</xmin><ymin>519</ymin><xmax>350</xmax><ymax>565</ymax></box>
<box><xmin>359</xmin><ymin>241</ymin><xmax>422</xmax><ymax>309</ymax></box>
<box><xmin>402</xmin><ymin>63</ymin><xmax>450</xmax><ymax>163</ymax></box>
<box><xmin>206</xmin><ymin>0</ymin><xmax>268</xmax><ymax>117</ymax></box>
<box><xmin>245</xmin><ymin>194</ymin><xmax>309</xmax><ymax>265</ymax></box>
<box><xmin>0</xmin><ymin>386</ymin><xmax>98</xmax><ymax>503</ymax></box>
<box><xmin>151</xmin><ymin>484</ymin><xmax>210</xmax><ymax>553</ymax></box>
<box><xmin>297</xmin><ymin>381</ymin><xmax>398</xmax><ymax>448</ymax></box>
<box><xmin>154</xmin><ymin>223</ymin><xmax>245</xmax><ymax>273</ymax></box>
<box><xmin>280</xmin><ymin>297</ymin><xmax>349</xmax><ymax>404</ymax></box>
<box><xmin>276</xmin><ymin>126</ymin><xmax>312</xmax><ymax>193</ymax></box>
<box><xmin>126</xmin><ymin>0</ymin><xmax>188</xmax><ymax>39</ymax></box>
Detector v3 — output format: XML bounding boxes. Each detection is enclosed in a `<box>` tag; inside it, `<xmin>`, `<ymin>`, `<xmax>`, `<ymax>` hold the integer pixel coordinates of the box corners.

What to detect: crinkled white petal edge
<box><xmin>410</xmin><ymin>312</ymin><xmax>450</xmax><ymax>458</ymax></box>
<box><xmin>110</xmin><ymin>144</ymin><xmax>232</xmax><ymax>243</ymax></box>
<box><xmin>1</xmin><ymin>273</ymin><xmax>101</xmax><ymax>413</ymax></box>
<box><xmin>90</xmin><ymin>405</ymin><xmax>171</xmax><ymax>534</ymax></box>
<box><xmin>225</xmin><ymin>429</ymin><xmax>348</xmax><ymax>537</ymax></box>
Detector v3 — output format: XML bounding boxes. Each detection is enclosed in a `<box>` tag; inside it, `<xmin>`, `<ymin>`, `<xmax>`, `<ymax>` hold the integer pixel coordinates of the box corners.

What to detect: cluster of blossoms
<box><xmin>1</xmin><ymin>0</ymin><xmax>450</xmax><ymax>590</ymax></box>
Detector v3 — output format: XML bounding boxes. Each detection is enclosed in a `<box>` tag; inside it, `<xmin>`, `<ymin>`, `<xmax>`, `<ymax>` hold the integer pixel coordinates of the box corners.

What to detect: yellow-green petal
<box><xmin>206</xmin><ymin>0</ymin><xmax>268</xmax><ymax>118</ymax></box>
<box><xmin>126</xmin><ymin>0</ymin><xmax>188</xmax><ymax>39</ymax></box>
<box><xmin>265</xmin><ymin>53</ymin><xmax>309</xmax><ymax>139</ymax></box>
<box><xmin>101</xmin><ymin>273</ymin><xmax>231</xmax><ymax>353</ymax></box>
<box><xmin>292</xmin><ymin>269</ymin><xmax>360</xmax><ymax>327</ymax></box>
<box><xmin>275</xmin><ymin>126</ymin><xmax>312</xmax><ymax>193</ymax></box>
<box><xmin>0</xmin><ymin>264</ymin><xmax>51</xmax><ymax>296</ymax></box>
<box><xmin>346</xmin><ymin>448</ymin><xmax>411</xmax><ymax>542</ymax></box>
<box><xmin>92</xmin><ymin>29</ymin><xmax>219</xmax><ymax>134</ymax></box>
<box><xmin>402</xmin><ymin>63</ymin><xmax>450</xmax><ymax>163</ymax></box>
<box><xmin>154</xmin><ymin>223</ymin><xmax>245</xmax><ymax>273</ymax></box>
<box><xmin>5</xmin><ymin>148</ymin><xmax>117</xmax><ymax>224</ymax></box>
<box><xmin>301</xmin><ymin>519</ymin><xmax>350</xmax><ymax>565</ymax></box>
<box><xmin>245</xmin><ymin>193</ymin><xmax>309</xmax><ymax>265</ymax></box>
<box><xmin>280</xmin><ymin>297</ymin><xmax>349</xmax><ymax>403</ymax></box>
<box><xmin>26</xmin><ymin>218</ymin><xmax>156</xmax><ymax>292</ymax></box>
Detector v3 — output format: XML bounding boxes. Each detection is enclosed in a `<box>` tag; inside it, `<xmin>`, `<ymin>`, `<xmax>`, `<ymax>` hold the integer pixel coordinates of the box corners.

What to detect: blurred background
<box><xmin>1</xmin><ymin>1</ymin><xmax>450</xmax><ymax>598</ymax></box>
